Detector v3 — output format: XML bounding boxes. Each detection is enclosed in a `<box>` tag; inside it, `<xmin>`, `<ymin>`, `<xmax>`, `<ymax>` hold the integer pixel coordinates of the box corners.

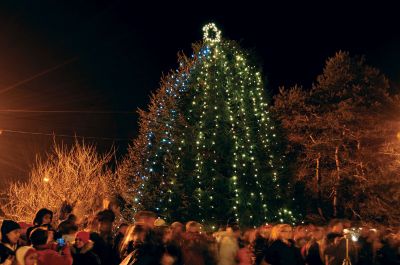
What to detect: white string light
<box><xmin>203</xmin><ymin>23</ymin><xmax>222</xmax><ymax>44</ymax></box>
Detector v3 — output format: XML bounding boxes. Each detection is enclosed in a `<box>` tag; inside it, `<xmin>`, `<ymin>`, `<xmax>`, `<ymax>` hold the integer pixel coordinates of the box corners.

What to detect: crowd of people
<box><xmin>0</xmin><ymin>205</ymin><xmax>399</xmax><ymax>265</ymax></box>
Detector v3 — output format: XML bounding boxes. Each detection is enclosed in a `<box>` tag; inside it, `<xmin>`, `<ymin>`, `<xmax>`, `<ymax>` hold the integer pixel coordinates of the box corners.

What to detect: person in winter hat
<box><xmin>0</xmin><ymin>220</ymin><xmax>21</xmax><ymax>264</ymax></box>
<box><xmin>1</xmin><ymin>220</ymin><xmax>21</xmax><ymax>246</ymax></box>
<box><xmin>16</xmin><ymin>246</ymin><xmax>38</xmax><ymax>265</ymax></box>
<box><xmin>71</xmin><ymin>231</ymin><xmax>101</xmax><ymax>265</ymax></box>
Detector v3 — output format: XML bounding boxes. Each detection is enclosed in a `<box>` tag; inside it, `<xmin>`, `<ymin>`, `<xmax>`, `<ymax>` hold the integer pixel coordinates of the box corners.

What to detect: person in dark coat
<box><xmin>0</xmin><ymin>220</ymin><xmax>21</xmax><ymax>264</ymax></box>
<box><xmin>120</xmin><ymin>227</ymin><xmax>163</xmax><ymax>265</ymax></box>
<box><xmin>58</xmin><ymin>214</ymin><xmax>78</xmax><ymax>235</ymax></box>
<box><xmin>264</xmin><ymin>224</ymin><xmax>304</xmax><ymax>265</ymax></box>
<box><xmin>376</xmin><ymin>233</ymin><xmax>400</xmax><ymax>265</ymax></box>
<box><xmin>71</xmin><ymin>231</ymin><xmax>101</xmax><ymax>265</ymax></box>
<box><xmin>113</xmin><ymin>222</ymin><xmax>128</xmax><ymax>263</ymax></box>
<box><xmin>253</xmin><ymin>225</ymin><xmax>271</xmax><ymax>265</ymax></box>
<box><xmin>90</xmin><ymin>209</ymin><xmax>119</xmax><ymax>265</ymax></box>
<box><xmin>161</xmin><ymin>243</ymin><xmax>183</xmax><ymax>265</ymax></box>
<box><xmin>303</xmin><ymin>226</ymin><xmax>324</xmax><ymax>265</ymax></box>
<box><xmin>323</xmin><ymin>232</ymin><xmax>357</xmax><ymax>265</ymax></box>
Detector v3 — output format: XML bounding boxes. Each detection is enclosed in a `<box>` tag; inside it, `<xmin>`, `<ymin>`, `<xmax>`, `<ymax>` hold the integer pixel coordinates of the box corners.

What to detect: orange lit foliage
<box><xmin>1</xmin><ymin>140</ymin><xmax>120</xmax><ymax>222</ymax></box>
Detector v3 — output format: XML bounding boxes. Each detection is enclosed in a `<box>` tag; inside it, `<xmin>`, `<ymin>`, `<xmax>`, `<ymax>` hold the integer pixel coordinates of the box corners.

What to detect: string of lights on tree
<box><xmin>128</xmin><ymin>23</ymin><xmax>297</xmax><ymax>227</ymax></box>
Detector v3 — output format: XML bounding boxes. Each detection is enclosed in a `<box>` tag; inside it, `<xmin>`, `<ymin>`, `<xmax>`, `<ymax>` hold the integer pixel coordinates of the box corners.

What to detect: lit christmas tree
<box><xmin>124</xmin><ymin>23</ymin><xmax>296</xmax><ymax>227</ymax></box>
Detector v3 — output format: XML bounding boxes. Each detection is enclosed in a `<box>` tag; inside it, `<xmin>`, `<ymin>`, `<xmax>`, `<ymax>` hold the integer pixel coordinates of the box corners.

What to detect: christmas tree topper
<box><xmin>203</xmin><ymin>23</ymin><xmax>221</xmax><ymax>44</ymax></box>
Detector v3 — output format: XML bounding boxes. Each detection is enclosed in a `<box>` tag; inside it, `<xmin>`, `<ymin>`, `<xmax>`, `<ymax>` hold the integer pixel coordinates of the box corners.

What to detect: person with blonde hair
<box><xmin>182</xmin><ymin>221</ymin><xmax>216</xmax><ymax>265</ymax></box>
<box><xmin>185</xmin><ymin>221</ymin><xmax>202</xmax><ymax>233</ymax></box>
<box><xmin>264</xmin><ymin>224</ymin><xmax>304</xmax><ymax>265</ymax></box>
<box><xmin>218</xmin><ymin>224</ymin><xmax>240</xmax><ymax>265</ymax></box>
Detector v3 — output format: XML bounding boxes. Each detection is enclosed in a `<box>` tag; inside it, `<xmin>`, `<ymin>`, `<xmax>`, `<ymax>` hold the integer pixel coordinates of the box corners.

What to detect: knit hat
<box><xmin>154</xmin><ymin>218</ymin><xmax>167</xmax><ymax>227</ymax></box>
<box><xmin>1</xmin><ymin>220</ymin><xmax>21</xmax><ymax>241</ymax></box>
<box><xmin>16</xmin><ymin>246</ymin><xmax>36</xmax><ymax>265</ymax></box>
<box><xmin>76</xmin><ymin>231</ymin><xmax>90</xmax><ymax>244</ymax></box>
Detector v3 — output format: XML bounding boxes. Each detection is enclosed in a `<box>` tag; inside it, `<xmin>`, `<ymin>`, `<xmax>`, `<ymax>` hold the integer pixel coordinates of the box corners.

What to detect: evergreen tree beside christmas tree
<box><xmin>122</xmin><ymin>23</ymin><xmax>295</xmax><ymax>227</ymax></box>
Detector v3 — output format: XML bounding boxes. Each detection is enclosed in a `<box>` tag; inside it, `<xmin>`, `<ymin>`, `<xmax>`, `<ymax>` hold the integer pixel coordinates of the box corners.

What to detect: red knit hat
<box><xmin>76</xmin><ymin>231</ymin><xmax>90</xmax><ymax>243</ymax></box>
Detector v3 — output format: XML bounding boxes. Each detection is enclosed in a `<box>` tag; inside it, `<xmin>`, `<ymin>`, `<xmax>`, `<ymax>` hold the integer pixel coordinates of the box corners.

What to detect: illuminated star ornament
<box><xmin>202</xmin><ymin>23</ymin><xmax>222</xmax><ymax>44</ymax></box>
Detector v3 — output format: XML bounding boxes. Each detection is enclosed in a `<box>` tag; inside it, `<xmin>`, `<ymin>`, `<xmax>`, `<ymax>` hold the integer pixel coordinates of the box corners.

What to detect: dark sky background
<box><xmin>0</xmin><ymin>1</ymin><xmax>399</xmax><ymax>184</ymax></box>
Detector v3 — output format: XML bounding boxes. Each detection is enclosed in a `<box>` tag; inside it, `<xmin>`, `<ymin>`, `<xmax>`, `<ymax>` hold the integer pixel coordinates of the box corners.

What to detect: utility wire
<box><xmin>0</xmin><ymin>129</ymin><xmax>131</xmax><ymax>142</ymax></box>
<box><xmin>0</xmin><ymin>57</ymin><xmax>79</xmax><ymax>95</ymax></box>
<box><xmin>0</xmin><ymin>109</ymin><xmax>135</xmax><ymax>114</ymax></box>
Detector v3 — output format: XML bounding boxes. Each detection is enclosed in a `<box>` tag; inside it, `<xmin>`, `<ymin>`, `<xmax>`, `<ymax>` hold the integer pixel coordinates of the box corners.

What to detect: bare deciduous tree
<box><xmin>1</xmin><ymin>140</ymin><xmax>115</xmax><ymax>223</ymax></box>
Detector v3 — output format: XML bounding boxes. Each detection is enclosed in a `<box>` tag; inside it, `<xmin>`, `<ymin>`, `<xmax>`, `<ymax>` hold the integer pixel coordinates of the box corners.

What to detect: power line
<box><xmin>0</xmin><ymin>109</ymin><xmax>135</xmax><ymax>114</ymax></box>
<box><xmin>0</xmin><ymin>57</ymin><xmax>79</xmax><ymax>95</ymax></box>
<box><xmin>0</xmin><ymin>129</ymin><xmax>131</xmax><ymax>142</ymax></box>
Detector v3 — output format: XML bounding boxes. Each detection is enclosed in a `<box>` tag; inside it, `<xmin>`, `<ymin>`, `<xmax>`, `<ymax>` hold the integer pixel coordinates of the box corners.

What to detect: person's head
<box><xmin>120</xmin><ymin>224</ymin><xmax>149</xmax><ymax>255</ymax></box>
<box><xmin>96</xmin><ymin>209</ymin><xmax>115</xmax><ymax>234</ymax></box>
<box><xmin>71</xmin><ymin>201</ymin><xmax>86</xmax><ymax>226</ymax></box>
<box><xmin>154</xmin><ymin>218</ymin><xmax>167</xmax><ymax>228</ymax></box>
<box><xmin>293</xmin><ymin>226</ymin><xmax>307</xmax><ymax>239</ymax></box>
<box><xmin>33</xmin><ymin>208</ymin><xmax>53</xmax><ymax>226</ymax></box>
<box><xmin>185</xmin><ymin>221</ymin><xmax>202</xmax><ymax>233</ymax></box>
<box><xmin>170</xmin><ymin>222</ymin><xmax>184</xmax><ymax>237</ymax></box>
<box><xmin>30</xmin><ymin>228</ymin><xmax>49</xmax><ymax>247</ymax></box>
<box><xmin>16</xmin><ymin>246</ymin><xmax>38</xmax><ymax>265</ymax></box>
<box><xmin>107</xmin><ymin>199</ymin><xmax>121</xmax><ymax>215</ymax></box>
<box><xmin>61</xmin><ymin>222</ymin><xmax>78</xmax><ymax>244</ymax></box>
<box><xmin>311</xmin><ymin>226</ymin><xmax>325</xmax><ymax>241</ymax></box>
<box><xmin>154</xmin><ymin>225</ymin><xmax>172</xmax><ymax>244</ymax></box>
<box><xmin>59</xmin><ymin>201</ymin><xmax>73</xmax><ymax>221</ymax></box>
<box><xmin>270</xmin><ymin>224</ymin><xmax>293</xmax><ymax>243</ymax></box>
<box><xmin>242</xmin><ymin>228</ymin><xmax>256</xmax><ymax>244</ymax></box>
<box><xmin>134</xmin><ymin>211</ymin><xmax>157</xmax><ymax>228</ymax></box>
<box><xmin>226</xmin><ymin>224</ymin><xmax>241</xmax><ymax>238</ymax></box>
<box><xmin>131</xmin><ymin>224</ymin><xmax>148</xmax><ymax>243</ymax></box>
<box><xmin>75</xmin><ymin>231</ymin><xmax>90</xmax><ymax>249</ymax></box>
<box><xmin>258</xmin><ymin>225</ymin><xmax>272</xmax><ymax>239</ymax></box>
<box><xmin>66</xmin><ymin>214</ymin><xmax>77</xmax><ymax>223</ymax></box>
<box><xmin>1</xmin><ymin>219</ymin><xmax>21</xmax><ymax>245</ymax></box>
<box><xmin>329</xmin><ymin>220</ymin><xmax>344</xmax><ymax>234</ymax></box>
<box><xmin>117</xmin><ymin>223</ymin><xmax>128</xmax><ymax>235</ymax></box>
<box><xmin>58</xmin><ymin>219</ymin><xmax>78</xmax><ymax>235</ymax></box>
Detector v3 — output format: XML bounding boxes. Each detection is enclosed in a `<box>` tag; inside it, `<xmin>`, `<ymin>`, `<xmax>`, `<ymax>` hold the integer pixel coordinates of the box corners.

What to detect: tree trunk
<box><xmin>315</xmin><ymin>153</ymin><xmax>324</xmax><ymax>218</ymax></box>
<box><xmin>333</xmin><ymin>146</ymin><xmax>340</xmax><ymax>217</ymax></box>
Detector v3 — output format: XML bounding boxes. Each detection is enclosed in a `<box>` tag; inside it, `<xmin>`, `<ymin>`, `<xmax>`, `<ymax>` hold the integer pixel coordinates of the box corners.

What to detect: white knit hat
<box><xmin>16</xmin><ymin>246</ymin><xmax>36</xmax><ymax>265</ymax></box>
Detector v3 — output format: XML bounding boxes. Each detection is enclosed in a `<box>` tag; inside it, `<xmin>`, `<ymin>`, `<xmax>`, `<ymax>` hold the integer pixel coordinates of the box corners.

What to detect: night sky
<box><xmin>0</xmin><ymin>1</ymin><xmax>399</xmax><ymax>184</ymax></box>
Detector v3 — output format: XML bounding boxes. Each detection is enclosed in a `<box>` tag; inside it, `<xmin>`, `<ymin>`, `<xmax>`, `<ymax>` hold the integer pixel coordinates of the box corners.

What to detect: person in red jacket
<box><xmin>30</xmin><ymin>227</ymin><xmax>73</xmax><ymax>265</ymax></box>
